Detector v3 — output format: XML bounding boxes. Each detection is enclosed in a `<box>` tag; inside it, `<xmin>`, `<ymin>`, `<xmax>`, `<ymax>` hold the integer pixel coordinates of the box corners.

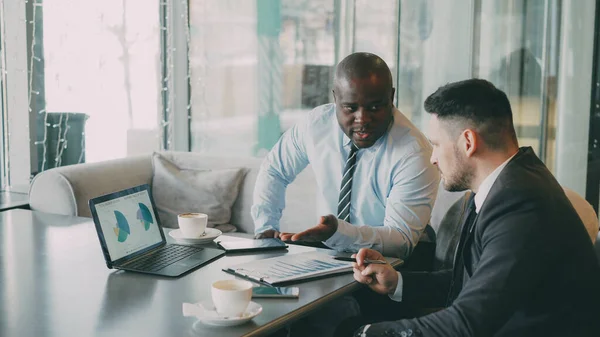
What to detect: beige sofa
<box><xmin>28</xmin><ymin>151</ymin><xmax>468</xmax><ymax>235</ymax></box>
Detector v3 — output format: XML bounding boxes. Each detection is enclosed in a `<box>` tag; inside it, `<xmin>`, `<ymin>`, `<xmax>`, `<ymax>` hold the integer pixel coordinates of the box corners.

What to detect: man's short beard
<box><xmin>444</xmin><ymin>145</ymin><xmax>474</xmax><ymax>192</ymax></box>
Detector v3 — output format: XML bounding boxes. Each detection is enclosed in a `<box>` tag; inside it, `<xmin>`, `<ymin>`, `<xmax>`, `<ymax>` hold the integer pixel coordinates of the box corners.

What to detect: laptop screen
<box><xmin>93</xmin><ymin>188</ymin><xmax>163</xmax><ymax>261</ymax></box>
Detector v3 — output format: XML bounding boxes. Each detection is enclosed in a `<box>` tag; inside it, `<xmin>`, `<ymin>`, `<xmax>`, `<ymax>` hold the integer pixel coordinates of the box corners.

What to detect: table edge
<box><xmin>243</xmin><ymin>280</ymin><xmax>362</xmax><ymax>337</ymax></box>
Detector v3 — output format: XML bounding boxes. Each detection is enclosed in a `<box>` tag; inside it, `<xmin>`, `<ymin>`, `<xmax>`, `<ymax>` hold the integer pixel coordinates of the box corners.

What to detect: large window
<box><xmin>396</xmin><ymin>0</ymin><xmax>474</xmax><ymax>127</ymax></box>
<box><xmin>396</xmin><ymin>0</ymin><xmax>561</xmax><ymax>169</ymax></box>
<box><xmin>0</xmin><ymin>15</ymin><xmax>5</xmax><ymax>189</ymax></box>
<box><xmin>474</xmin><ymin>0</ymin><xmax>561</xmax><ymax>171</ymax></box>
<box><xmin>0</xmin><ymin>0</ymin><xmax>596</xmax><ymax>208</ymax></box>
<box><xmin>184</xmin><ymin>0</ymin><xmax>595</xmax><ymax>204</ymax></box>
<box><xmin>0</xmin><ymin>11</ymin><xmax>4</xmax><ymax>189</ymax></box>
<box><xmin>188</xmin><ymin>0</ymin><xmax>336</xmax><ymax>156</ymax></box>
<box><xmin>187</xmin><ymin>0</ymin><xmax>400</xmax><ymax>156</ymax></box>
<box><xmin>28</xmin><ymin>0</ymin><xmax>162</xmax><ymax>175</ymax></box>
<box><xmin>186</xmin><ymin>0</ymin><xmax>562</xmax><ymax>163</ymax></box>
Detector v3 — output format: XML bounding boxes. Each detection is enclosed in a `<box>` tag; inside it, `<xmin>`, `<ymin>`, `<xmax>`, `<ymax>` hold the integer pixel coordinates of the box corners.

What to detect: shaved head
<box><xmin>334</xmin><ymin>52</ymin><xmax>393</xmax><ymax>94</ymax></box>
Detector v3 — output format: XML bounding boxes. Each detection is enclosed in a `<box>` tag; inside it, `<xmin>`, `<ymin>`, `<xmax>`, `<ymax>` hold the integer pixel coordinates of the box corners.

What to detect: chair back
<box><xmin>563</xmin><ymin>187</ymin><xmax>599</xmax><ymax>244</ymax></box>
<box><xmin>596</xmin><ymin>232</ymin><xmax>600</xmax><ymax>266</ymax></box>
<box><xmin>433</xmin><ymin>188</ymin><xmax>599</xmax><ymax>271</ymax></box>
<box><xmin>433</xmin><ymin>192</ymin><xmax>472</xmax><ymax>271</ymax></box>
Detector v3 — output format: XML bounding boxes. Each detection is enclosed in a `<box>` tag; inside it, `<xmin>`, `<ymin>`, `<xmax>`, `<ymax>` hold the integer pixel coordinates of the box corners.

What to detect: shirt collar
<box><xmin>473</xmin><ymin>151</ymin><xmax>517</xmax><ymax>213</ymax></box>
<box><xmin>341</xmin><ymin>111</ymin><xmax>395</xmax><ymax>152</ymax></box>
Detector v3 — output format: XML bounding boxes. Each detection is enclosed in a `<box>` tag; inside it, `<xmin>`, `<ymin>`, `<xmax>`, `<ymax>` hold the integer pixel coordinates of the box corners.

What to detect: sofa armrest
<box><xmin>29</xmin><ymin>155</ymin><xmax>153</xmax><ymax>217</ymax></box>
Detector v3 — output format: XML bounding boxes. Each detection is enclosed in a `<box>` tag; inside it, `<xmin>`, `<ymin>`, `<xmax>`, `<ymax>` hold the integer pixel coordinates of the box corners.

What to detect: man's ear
<box><xmin>462</xmin><ymin>129</ymin><xmax>478</xmax><ymax>157</ymax></box>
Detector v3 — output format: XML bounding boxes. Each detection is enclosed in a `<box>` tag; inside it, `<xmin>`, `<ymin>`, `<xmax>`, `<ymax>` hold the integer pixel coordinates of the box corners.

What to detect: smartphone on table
<box><xmin>252</xmin><ymin>286</ymin><xmax>300</xmax><ymax>298</ymax></box>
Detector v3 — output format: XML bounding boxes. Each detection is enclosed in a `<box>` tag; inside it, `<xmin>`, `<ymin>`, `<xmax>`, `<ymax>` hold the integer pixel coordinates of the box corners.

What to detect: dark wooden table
<box><xmin>0</xmin><ymin>209</ymin><xmax>399</xmax><ymax>337</ymax></box>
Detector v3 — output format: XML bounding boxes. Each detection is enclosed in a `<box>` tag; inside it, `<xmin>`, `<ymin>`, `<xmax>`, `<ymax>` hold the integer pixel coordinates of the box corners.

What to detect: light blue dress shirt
<box><xmin>252</xmin><ymin>103</ymin><xmax>440</xmax><ymax>258</ymax></box>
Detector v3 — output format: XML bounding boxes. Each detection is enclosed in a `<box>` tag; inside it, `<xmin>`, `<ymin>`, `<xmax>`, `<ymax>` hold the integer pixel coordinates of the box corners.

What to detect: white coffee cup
<box><xmin>177</xmin><ymin>213</ymin><xmax>208</xmax><ymax>238</ymax></box>
<box><xmin>211</xmin><ymin>279</ymin><xmax>253</xmax><ymax>317</ymax></box>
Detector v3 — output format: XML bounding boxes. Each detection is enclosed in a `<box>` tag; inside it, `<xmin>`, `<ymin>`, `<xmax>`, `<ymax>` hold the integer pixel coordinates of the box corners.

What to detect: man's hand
<box><xmin>288</xmin><ymin>214</ymin><xmax>338</xmax><ymax>242</ymax></box>
<box><xmin>254</xmin><ymin>229</ymin><xmax>280</xmax><ymax>239</ymax></box>
<box><xmin>353</xmin><ymin>248</ymin><xmax>398</xmax><ymax>295</ymax></box>
<box><xmin>278</xmin><ymin>232</ymin><xmax>296</xmax><ymax>241</ymax></box>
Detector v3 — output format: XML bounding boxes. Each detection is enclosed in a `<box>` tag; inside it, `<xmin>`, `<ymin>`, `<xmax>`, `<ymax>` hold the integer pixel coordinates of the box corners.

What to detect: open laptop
<box><xmin>89</xmin><ymin>184</ymin><xmax>225</xmax><ymax>277</ymax></box>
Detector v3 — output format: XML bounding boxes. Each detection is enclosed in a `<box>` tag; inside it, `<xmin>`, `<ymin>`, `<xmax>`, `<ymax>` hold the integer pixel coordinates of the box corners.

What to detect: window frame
<box><xmin>1</xmin><ymin>0</ymin><xmax>31</xmax><ymax>189</ymax></box>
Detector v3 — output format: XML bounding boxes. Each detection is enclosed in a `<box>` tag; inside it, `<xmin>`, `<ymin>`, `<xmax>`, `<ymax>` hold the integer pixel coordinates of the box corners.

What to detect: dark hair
<box><xmin>424</xmin><ymin>78</ymin><xmax>517</xmax><ymax>150</ymax></box>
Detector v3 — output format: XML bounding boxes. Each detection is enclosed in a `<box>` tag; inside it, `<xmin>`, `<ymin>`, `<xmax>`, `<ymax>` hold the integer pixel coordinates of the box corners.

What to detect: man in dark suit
<box><xmin>350</xmin><ymin>79</ymin><xmax>600</xmax><ymax>337</ymax></box>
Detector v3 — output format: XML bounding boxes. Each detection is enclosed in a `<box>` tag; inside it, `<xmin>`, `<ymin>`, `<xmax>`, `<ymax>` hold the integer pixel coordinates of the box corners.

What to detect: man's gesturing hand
<box><xmin>352</xmin><ymin>248</ymin><xmax>398</xmax><ymax>295</ymax></box>
<box><xmin>286</xmin><ymin>214</ymin><xmax>338</xmax><ymax>242</ymax></box>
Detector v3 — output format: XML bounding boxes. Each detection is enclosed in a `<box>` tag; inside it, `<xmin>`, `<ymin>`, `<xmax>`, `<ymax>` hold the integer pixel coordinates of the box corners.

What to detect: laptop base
<box><xmin>118</xmin><ymin>246</ymin><xmax>225</xmax><ymax>277</ymax></box>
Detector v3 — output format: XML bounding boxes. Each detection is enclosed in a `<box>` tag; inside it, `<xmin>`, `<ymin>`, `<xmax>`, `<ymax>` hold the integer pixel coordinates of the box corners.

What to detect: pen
<box><xmin>333</xmin><ymin>256</ymin><xmax>387</xmax><ymax>264</ymax></box>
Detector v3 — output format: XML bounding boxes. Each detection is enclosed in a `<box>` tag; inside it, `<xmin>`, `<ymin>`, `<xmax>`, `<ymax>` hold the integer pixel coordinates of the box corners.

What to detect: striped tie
<box><xmin>337</xmin><ymin>143</ymin><xmax>359</xmax><ymax>222</ymax></box>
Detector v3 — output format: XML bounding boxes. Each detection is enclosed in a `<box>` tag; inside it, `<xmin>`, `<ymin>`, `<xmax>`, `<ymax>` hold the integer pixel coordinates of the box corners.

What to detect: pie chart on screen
<box><xmin>113</xmin><ymin>210</ymin><xmax>130</xmax><ymax>242</ymax></box>
<box><xmin>137</xmin><ymin>203</ymin><xmax>153</xmax><ymax>231</ymax></box>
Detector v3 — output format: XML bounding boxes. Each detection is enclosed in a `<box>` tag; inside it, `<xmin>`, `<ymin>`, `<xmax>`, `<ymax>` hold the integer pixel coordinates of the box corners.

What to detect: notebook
<box><xmin>223</xmin><ymin>251</ymin><xmax>356</xmax><ymax>286</ymax></box>
<box><xmin>89</xmin><ymin>184</ymin><xmax>225</xmax><ymax>277</ymax></box>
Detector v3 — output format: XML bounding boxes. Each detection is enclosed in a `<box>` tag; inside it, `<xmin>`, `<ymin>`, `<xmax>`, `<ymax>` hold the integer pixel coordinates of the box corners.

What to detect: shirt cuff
<box><xmin>388</xmin><ymin>272</ymin><xmax>403</xmax><ymax>302</ymax></box>
<box><xmin>254</xmin><ymin>224</ymin><xmax>278</xmax><ymax>235</ymax></box>
<box><xmin>324</xmin><ymin>218</ymin><xmax>357</xmax><ymax>251</ymax></box>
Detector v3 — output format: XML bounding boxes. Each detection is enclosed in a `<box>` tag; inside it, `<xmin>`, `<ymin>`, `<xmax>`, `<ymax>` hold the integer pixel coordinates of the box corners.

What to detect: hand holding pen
<box><xmin>351</xmin><ymin>248</ymin><xmax>399</xmax><ymax>295</ymax></box>
<box><xmin>334</xmin><ymin>256</ymin><xmax>387</xmax><ymax>265</ymax></box>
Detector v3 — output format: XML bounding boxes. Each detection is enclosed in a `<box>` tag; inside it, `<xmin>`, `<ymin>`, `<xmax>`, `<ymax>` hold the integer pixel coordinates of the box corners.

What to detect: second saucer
<box><xmin>168</xmin><ymin>227</ymin><xmax>222</xmax><ymax>244</ymax></box>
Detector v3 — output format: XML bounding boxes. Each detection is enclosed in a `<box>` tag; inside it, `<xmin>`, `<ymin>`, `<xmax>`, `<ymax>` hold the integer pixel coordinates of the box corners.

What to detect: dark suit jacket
<box><xmin>361</xmin><ymin>147</ymin><xmax>600</xmax><ymax>337</ymax></box>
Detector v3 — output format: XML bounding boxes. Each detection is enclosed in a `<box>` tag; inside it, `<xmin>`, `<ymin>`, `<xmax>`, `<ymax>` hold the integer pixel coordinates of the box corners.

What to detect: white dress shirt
<box><xmin>252</xmin><ymin>103</ymin><xmax>440</xmax><ymax>258</ymax></box>
<box><xmin>389</xmin><ymin>152</ymin><xmax>517</xmax><ymax>301</ymax></box>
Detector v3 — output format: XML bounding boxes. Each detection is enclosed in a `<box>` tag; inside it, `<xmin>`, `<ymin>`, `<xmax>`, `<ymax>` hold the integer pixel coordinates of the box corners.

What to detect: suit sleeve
<box><xmin>360</xmin><ymin>189</ymin><xmax>557</xmax><ymax>337</ymax></box>
<box><xmin>399</xmin><ymin>269</ymin><xmax>453</xmax><ymax>308</ymax></box>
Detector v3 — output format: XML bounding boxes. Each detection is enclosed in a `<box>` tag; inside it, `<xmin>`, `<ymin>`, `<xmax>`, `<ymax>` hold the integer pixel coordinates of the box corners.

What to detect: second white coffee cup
<box><xmin>177</xmin><ymin>212</ymin><xmax>208</xmax><ymax>238</ymax></box>
<box><xmin>211</xmin><ymin>279</ymin><xmax>253</xmax><ymax>317</ymax></box>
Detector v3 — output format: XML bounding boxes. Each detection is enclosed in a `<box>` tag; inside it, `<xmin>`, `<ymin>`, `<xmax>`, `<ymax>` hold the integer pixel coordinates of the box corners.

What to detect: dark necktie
<box><xmin>447</xmin><ymin>192</ymin><xmax>477</xmax><ymax>305</ymax></box>
<box><xmin>337</xmin><ymin>143</ymin><xmax>359</xmax><ymax>222</ymax></box>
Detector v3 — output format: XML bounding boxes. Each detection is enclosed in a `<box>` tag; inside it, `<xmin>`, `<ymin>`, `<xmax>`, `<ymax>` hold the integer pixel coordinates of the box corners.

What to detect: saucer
<box><xmin>168</xmin><ymin>228</ymin><xmax>222</xmax><ymax>244</ymax></box>
<box><xmin>183</xmin><ymin>300</ymin><xmax>262</xmax><ymax>327</ymax></box>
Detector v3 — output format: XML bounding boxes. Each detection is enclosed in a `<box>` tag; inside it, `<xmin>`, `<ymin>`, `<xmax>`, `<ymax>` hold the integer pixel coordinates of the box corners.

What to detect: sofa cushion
<box><xmin>151</xmin><ymin>153</ymin><xmax>246</xmax><ymax>232</ymax></box>
<box><xmin>157</xmin><ymin>152</ymin><xmax>265</xmax><ymax>233</ymax></box>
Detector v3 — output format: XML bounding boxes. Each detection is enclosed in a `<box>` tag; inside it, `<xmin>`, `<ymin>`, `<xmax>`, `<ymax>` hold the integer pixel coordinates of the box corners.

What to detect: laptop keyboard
<box><xmin>126</xmin><ymin>244</ymin><xmax>203</xmax><ymax>272</ymax></box>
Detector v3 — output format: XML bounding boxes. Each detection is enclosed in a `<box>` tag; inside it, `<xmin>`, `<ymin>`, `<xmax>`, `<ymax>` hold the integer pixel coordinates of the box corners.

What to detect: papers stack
<box><xmin>223</xmin><ymin>251</ymin><xmax>354</xmax><ymax>285</ymax></box>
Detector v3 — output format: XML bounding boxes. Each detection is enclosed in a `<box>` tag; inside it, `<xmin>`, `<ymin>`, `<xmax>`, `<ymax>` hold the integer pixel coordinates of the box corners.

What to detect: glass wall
<box><xmin>0</xmin><ymin>12</ymin><xmax>5</xmax><ymax>189</ymax></box>
<box><xmin>188</xmin><ymin>0</ymin><xmax>401</xmax><ymax>156</ymax></box>
<box><xmin>396</xmin><ymin>0</ymin><xmax>474</xmax><ymax>129</ymax></box>
<box><xmin>554</xmin><ymin>0</ymin><xmax>597</xmax><ymax>205</ymax></box>
<box><xmin>186</xmin><ymin>0</ymin><xmax>568</xmax><ymax>176</ymax></box>
<box><xmin>185</xmin><ymin>0</ymin><xmax>595</xmax><ymax>203</ymax></box>
<box><xmin>188</xmin><ymin>0</ymin><xmax>336</xmax><ymax>156</ymax></box>
<box><xmin>474</xmin><ymin>0</ymin><xmax>561</xmax><ymax>171</ymax></box>
<box><xmin>353</xmin><ymin>0</ymin><xmax>399</xmax><ymax>84</ymax></box>
<box><xmin>29</xmin><ymin>0</ymin><xmax>162</xmax><ymax>173</ymax></box>
<box><xmin>0</xmin><ymin>0</ymin><xmax>595</xmax><ymax>205</ymax></box>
